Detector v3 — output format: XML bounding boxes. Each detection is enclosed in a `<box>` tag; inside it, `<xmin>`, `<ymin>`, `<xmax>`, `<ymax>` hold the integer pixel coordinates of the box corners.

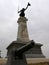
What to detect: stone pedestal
<box><xmin>6</xmin><ymin>16</ymin><xmax>45</xmax><ymax>65</ymax></box>
<box><xmin>6</xmin><ymin>41</ymin><xmax>45</xmax><ymax>65</ymax></box>
<box><xmin>17</xmin><ymin>17</ymin><xmax>29</xmax><ymax>43</ymax></box>
<box><xmin>6</xmin><ymin>41</ymin><xmax>34</xmax><ymax>65</ymax></box>
<box><xmin>25</xmin><ymin>43</ymin><xmax>45</xmax><ymax>58</ymax></box>
<box><xmin>6</xmin><ymin>41</ymin><xmax>27</xmax><ymax>65</ymax></box>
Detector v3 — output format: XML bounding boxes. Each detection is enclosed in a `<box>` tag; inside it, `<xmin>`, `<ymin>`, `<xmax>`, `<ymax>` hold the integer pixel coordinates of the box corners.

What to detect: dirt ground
<box><xmin>0</xmin><ymin>58</ymin><xmax>7</xmax><ymax>65</ymax></box>
<box><xmin>0</xmin><ymin>58</ymin><xmax>49</xmax><ymax>65</ymax></box>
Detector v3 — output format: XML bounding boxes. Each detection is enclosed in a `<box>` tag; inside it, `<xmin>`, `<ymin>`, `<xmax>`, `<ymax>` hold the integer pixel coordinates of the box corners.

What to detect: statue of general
<box><xmin>18</xmin><ymin>2</ymin><xmax>31</xmax><ymax>17</ymax></box>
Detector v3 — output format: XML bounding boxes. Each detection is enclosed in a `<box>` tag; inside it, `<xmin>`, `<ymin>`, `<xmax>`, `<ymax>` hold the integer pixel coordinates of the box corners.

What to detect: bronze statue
<box><xmin>18</xmin><ymin>2</ymin><xmax>31</xmax><ymax>17</ymax></box>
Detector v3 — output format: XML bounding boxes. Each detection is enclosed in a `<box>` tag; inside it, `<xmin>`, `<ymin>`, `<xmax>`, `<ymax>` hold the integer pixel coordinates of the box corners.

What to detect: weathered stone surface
<box><xmin>6</xmin><ymin>16</ymin><xmax>45</xmax><ymax>65</ymax></box>
<box><xmin>6</xmin><ymin>40</ymin><xmax>35</xmax><ymax>65</ymax></box>
<box><xmin>25</xmin><ymin>43</ymin><xmax>45</xmax><ymax>58</ymax></box>
<box><xmin>17</xmin><ymin>17</ymin><xmax>29</xmax><ymax>43</ymax></box>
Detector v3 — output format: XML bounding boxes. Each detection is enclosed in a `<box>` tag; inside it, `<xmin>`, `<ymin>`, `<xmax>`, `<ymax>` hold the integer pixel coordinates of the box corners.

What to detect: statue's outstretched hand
<box><xmin>28</xmin><ymin>2</ymin><xmax>31</xmax><ymax>6</ymax></box>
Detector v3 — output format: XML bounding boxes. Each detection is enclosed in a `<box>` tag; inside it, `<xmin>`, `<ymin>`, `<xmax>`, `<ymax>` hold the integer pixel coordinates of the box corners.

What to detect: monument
<box><xmin>6</xmin><ymin>2</ymin><xmax>45</xmax><ymax>65</ymax></box>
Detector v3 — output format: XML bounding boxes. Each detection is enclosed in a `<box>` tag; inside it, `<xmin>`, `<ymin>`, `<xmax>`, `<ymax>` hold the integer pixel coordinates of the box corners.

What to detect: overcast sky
<box><xmin>0</xmin><ymin>0</ymin><xmax>49</xmax><ymax>58</ymax></box>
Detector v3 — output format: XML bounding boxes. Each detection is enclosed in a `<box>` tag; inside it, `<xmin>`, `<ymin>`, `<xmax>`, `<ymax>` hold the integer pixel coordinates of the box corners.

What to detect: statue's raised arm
<box><xmin>18</xmin><ymin>2</ymin><xmax>31</xmax><ymax>17</ymax></box>
<box><xmin>25</xmin><ymin>2</ymin><xmax>31</xmax><ymax>10</ymax></box>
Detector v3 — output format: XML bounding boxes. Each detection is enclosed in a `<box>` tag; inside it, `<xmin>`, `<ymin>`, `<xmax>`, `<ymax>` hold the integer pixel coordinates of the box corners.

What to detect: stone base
<box><xmin>25</xmin><ymin>54</ymin><xmax>45</xmax><ymax>58</ymax></box>
<box><xmin>6</xmin><ymin>40</ymin><xmax>45</xmax><ymax>65</ymax></box>
<box><xmin>25</xmin><ymin>43</ymin><xmax>45</xmax><ymax>58</ymax></box>
<box><xmin>7</xmin><ymin>40</ymin><xmax>45</xmax><ymax>58</ymax></box>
